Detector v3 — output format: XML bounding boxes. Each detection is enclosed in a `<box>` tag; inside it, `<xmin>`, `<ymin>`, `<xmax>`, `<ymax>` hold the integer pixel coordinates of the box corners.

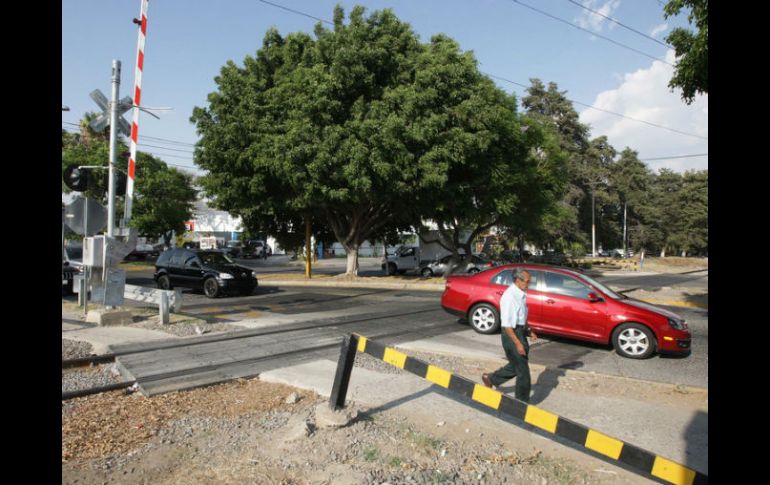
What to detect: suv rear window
<box><xmin>156</xmin><ymin>250</ymin><xmax>173</xmax><ymax>265</ymax></box>
<box><xmin>169</xmin><ymin>249</ymin><xmax>191</xmax><ymax>266</ymax></box>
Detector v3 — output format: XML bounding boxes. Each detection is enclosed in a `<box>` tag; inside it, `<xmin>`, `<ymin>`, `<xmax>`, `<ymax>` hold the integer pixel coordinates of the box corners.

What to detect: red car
<box><xmin>441</xmin><ymin>264</ymin><xmax>691</xmax><ymax>359</ymax></box>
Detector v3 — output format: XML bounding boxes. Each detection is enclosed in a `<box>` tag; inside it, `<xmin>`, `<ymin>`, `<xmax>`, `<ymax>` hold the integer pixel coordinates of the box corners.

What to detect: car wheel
<box><xmin>612</xmin><ymin>323</ymin><xmax>655</xmax><ymax>359</ymax></box>
<box><xmin>421</xmin><ymin>267</ymin><xmax>433</xmax><ymax>278</ymax></box>
<box><xmin>386</xmin><ymin>263</ymin><xmax>397</xmax><ymax>276</ymax></box>
<box><xmin>203</xmin><ymin>277</ymin><xmax>220</xmax><ymax>298</ymax></box>
<box><xmin>157</xmin><ymin>275</ymin><xmax>173</xmax><ymax>290</ymax></box>
<box><xmin>469</xmin><ymin>303</ymin><xmax>500</xmax><ymax>334</ymax></box>
<box><xmin>468</xmin><ymin>268</ymin><xmax>480</xmax><ymax>274</ymax></box>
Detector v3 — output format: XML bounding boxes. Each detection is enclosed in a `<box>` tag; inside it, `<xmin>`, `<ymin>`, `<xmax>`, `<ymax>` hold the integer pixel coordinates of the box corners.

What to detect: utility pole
<box><xmin>107</xmin><ymin>60</ymin><xmax>121</xmax><ymax>237</ymax></box>
<box><xmin>591</xmin><ymin>187</ymin><xmax>596</xmax><ymax>257</ymax></box>
<box><xmin>305</xmin><ymin>217</ymin><xmax>312</xmax><ymax>278</ymax></box>
<box><xmin>623</xmin><ymin>201</ymin><xmax>628</xmax><ymax>257</ymax></box>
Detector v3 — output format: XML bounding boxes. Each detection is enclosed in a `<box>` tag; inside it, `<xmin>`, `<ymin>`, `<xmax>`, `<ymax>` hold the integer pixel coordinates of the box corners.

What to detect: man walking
<box><xmin>482</xmin><ymin>268</ymin><xmax>537</xmax><ymax>402</ymax></box>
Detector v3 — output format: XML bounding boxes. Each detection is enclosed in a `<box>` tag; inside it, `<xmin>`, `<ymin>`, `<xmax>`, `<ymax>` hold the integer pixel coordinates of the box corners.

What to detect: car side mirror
<box><xmin>588</xmin><ymin>292</ymin><xmax>603</xmax><ymax>302</ymax></box>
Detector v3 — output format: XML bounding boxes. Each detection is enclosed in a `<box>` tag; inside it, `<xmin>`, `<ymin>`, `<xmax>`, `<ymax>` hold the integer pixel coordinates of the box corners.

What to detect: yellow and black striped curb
<box><xmin>353</xmin><ymin>334</ymin><xmax>707</xmax><ymax>485</ymax></box>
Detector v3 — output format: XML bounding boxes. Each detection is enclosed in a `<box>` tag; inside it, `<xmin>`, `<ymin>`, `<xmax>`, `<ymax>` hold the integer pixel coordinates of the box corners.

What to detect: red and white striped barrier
<box><xmin>124</xmin><ymin>0</ymin><xmax>149</xmax><ymax>224</ymax></box>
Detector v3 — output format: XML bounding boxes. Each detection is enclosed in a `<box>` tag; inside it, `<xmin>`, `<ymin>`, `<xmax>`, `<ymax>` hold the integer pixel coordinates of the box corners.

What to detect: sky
<box><xmin>61</xmin><ymin>0</ymin><xmax>707</xmax><ymax>179</ymax></box>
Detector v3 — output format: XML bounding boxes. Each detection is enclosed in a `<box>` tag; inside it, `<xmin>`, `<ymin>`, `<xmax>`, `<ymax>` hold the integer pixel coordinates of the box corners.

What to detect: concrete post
<box><xmin>159</xmin><ymin>291</ymin><xmax>170</xmax><ymax>325</ymax></box>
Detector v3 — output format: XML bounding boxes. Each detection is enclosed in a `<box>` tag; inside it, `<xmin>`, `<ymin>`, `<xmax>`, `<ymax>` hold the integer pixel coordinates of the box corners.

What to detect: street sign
<box><xmin>88</xmin><ymin>89</ymin><xmax>132</xmax><ymax>137</ymax></box>
<box><xmin>64</xmin><ymin>197</ymin><xmax>108</xmax><ymax>236</ymax></box>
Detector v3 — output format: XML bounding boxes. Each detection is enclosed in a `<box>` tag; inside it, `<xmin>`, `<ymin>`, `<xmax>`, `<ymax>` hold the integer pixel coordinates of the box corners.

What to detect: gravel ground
<box><xmin>62</xmin><ymin>338</ymin><xmax>94</xmax><ymax>360</ymax></box>
<box><xmin>62</xmin><ymin>364</ymin><xmax>127</xmax><ymax>394</ymax></box>
<box><xmin>62</xmin><ymin>378</ymin><xmax>630</xmax><ymax>485</ymax></box>
<box><xmin>61</xmin><ymin>345</ymin><xmax>678</xmax><ymax>485</ymax></box>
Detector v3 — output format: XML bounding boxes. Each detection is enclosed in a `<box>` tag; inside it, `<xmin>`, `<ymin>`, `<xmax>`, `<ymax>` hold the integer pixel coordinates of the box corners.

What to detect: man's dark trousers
<box><xmin>489</xmin><ymin>326</ymin><xmax>531</xmax><ymax>402</ymax></box>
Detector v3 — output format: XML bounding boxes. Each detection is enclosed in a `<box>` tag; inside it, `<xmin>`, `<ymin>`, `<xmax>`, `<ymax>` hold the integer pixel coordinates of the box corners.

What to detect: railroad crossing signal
<box><xmin>63</xmin><ymin>164</ymin><xmax>90</xmax><ymax>192</ymax></box>
<box><xmin>88</xmin><ymin>89</ymin><xmax>132</xmax><ymax>137</ymax></box>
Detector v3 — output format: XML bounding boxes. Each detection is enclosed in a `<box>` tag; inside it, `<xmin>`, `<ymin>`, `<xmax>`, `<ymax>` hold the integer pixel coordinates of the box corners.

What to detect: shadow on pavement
<box><xmin>685</xmin><ymin>410</ymin><xmax>708</xmax><ymax>475</ymax></box>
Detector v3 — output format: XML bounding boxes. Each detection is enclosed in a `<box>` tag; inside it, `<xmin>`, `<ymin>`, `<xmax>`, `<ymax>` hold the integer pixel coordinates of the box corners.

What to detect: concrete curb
<box><xmin>258</xmin><ymin>279</ymin><xmax>445</xmax><ymax>291</ymax></box>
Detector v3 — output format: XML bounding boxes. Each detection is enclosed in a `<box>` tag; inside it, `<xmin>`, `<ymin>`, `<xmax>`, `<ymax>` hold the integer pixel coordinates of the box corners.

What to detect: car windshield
<box><xmin>578</xmin><ymin>273</ymin><xmax>624</xmax><ymax>300</ymax></box>
<box><xmin>198</xmin><ymin>251</ymin><xmax>234</xmax><ymax>266</ymax></box>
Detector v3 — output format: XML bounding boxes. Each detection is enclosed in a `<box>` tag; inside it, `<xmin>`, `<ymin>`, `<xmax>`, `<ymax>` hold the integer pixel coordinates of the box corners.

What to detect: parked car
<box><xmin>154</xmin><ymin>248</ymin><xmax>258</xmax><ymax>298</ymax></box>
<box><xmin>223</xmin><ymin>240</ymin><xmax>243</xmax><ymax>258</ymax></box>
<box><xmin>419</xmin><ymin>254</ymin><xmax>496</xmax><ymax>277</ymax></box>
<box><xmin>63</xmin><ymin>245</ymin><xmax>83</xmax><ymax>270</ymax></box>
<box><xmin>62</xmin><ymin>263</ymin><xmax>80</xmax><ymax>296</ymax></box>
<box><xmin>440</xmin><ymin>264</ymin><xmax>691</xmax><ymax>359</ymax></box>
<box><xmin>242</xmin><ymin>240</ymin><xmax>268</xmax><ymax>259</ymax></box>
<box><xmin>126</xmin><ymin>242</ymin><xmax>159</xmax><ymax>260</ymax></box>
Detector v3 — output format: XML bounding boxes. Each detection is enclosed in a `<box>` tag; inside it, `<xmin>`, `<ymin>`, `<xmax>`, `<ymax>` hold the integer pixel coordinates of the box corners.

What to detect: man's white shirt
<box><xmin>500</xmin><ymin>283</ymin><xmax>527</xmax><ymax>328</ymax></box>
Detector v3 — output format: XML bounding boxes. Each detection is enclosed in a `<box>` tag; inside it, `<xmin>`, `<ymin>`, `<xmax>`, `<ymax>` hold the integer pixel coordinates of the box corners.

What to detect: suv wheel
<box><xmin>157</xmin><ymin>275</ymin><xmax>172</xmax><ymax>290</ymax></box>
<box><xmin>421</xmin><ymin>267</ymin><xmax>433</xmax><ymax>277</ymax></box>
<box><xmin>203</xmin><ymin>277</ymin><xmax>220</xmax><ymax>298</ymax></box>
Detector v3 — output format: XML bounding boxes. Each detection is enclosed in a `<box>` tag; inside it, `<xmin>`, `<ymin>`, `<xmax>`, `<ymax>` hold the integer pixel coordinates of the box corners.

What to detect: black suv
<box><xmin>154</xmin><ymin>248</ymin><xmax>258</xmax><ymax>298</ymax></box>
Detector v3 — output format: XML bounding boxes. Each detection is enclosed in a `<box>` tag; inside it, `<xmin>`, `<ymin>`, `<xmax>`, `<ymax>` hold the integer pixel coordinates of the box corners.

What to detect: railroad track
<box><xmin>63</xmin><ymin>305</ymin><xmax>458</xmax><ymax>400</ymax></box>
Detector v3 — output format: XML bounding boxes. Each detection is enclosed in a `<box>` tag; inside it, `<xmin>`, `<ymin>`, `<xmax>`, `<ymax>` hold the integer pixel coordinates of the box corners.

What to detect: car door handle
<box><xmin>546</xmin><ymin>299</ymin><xmax>555</xmax><ymax>304</ymax></box>
<box><xmin>496</xmin><ymin>291</ymin><xmax>504</xmax><ymax>296</ymax></box>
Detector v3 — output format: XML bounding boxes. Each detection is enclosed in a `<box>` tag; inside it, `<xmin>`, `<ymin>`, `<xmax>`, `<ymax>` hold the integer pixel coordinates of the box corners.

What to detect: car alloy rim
<box><xmin>618</xmin><ymin>328</ymin><xmax>649</xmax><ymax>356</ymax></box>
<box><xmin>205</xmin><ymin>280</ymin><xmax>217</xmax><ymax>296</ymax></box>
<box><xmin>472</xmin><ymin>307</ymin><xmax>495</xmax><ymax>331</ymax></box>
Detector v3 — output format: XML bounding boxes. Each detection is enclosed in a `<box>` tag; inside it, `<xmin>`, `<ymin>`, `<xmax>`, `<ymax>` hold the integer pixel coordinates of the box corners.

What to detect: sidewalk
<box><xmin>260</xmin><ymin>353</ymin><xmax>708</xmax><ymax>479</ymax></box>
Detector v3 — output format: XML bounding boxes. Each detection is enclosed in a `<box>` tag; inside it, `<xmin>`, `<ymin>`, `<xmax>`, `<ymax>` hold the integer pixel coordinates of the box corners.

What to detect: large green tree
<box><xmin>664</xmin><ymin>0</ymin><xmax>708</xmax><ymax>104</ymax></box>
<box><xmin>391</xmin><ymin>38</ymin><xmax>567</xmax><ymax>267</ymax></box>
<box><xmin>192</xmin><ymin>5</ymin><xmax>555</xmax><ymax>275</ymax></box>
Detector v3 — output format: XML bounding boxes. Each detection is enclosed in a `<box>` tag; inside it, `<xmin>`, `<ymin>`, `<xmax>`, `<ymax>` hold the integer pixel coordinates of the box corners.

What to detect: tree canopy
<box><xmin>664</xmin><ymin>0</ymin><xmax>708</xmax><ymax>104</ymax></box>
<box><xmin>192</xmin><ymin>5</ymin><xmax>562</xmax><ymax>274</ymax></box>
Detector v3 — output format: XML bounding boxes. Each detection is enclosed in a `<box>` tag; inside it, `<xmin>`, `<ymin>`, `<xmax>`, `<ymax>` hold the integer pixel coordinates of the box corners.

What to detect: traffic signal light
<box><xmin>63</xmin><ymin>164</ymin><xmax>89</xmax><ymax>192</ymax></box>
<box><xmin>116</xmin><ymin>170</ymin><xmax>127</xmax><ymax>196</ymax></box>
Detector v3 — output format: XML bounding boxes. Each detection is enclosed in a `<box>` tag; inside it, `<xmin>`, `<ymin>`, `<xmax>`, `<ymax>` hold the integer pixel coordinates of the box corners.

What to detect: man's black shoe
<box><xmin>482</xmin><ymin>373</ymin><xmax>493</xmax><ymax>388</ymax></box>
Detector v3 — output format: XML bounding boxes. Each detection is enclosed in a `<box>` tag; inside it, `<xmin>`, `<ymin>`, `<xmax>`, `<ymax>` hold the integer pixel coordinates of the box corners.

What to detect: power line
<box><xmin>483</xmin><ymin>73</ymin><xmax>707</xmax><ymax>141</ymax></box>
<box><xmin>639</xmin><ymin>153</ymin><xmax>707</xmax><ymax>161</ymax></box>
<box><xmin>565</xmin><ymin>0</ymin><xmax>671</xmax><ymax>48</ymax></box>
<box><xmin>63</xmin><ymin>121</ymin><xmax>198</xmax><ymax>148</ymax></box>
<box><xmin>137</xmin><ymin>143</ymin><xmax>195</xmax><ymax>154</ymax></box>
<box><xmin>257</xmin><ymin>0</ymin><xmax>333</xmax><ymax>26</ymax></box>
<box><xmin>255</xmin><ymin>0</ymin><xmax>697</xmax><ymax>141</ymax></box>
<box><xmin>62</xmin><ymin>125</ymin><xmax>201</xmax><ymax>171</ymax></box>
<box><xmin>507</xmin><ymin>0</ymin><xmax>673</xmax><ymax>66</ymax></box>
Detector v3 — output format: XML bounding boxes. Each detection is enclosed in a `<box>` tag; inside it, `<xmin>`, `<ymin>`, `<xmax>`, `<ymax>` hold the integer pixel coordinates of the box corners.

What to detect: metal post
<box><xmin>107</xmin><ymin>60</ymin><xmax>121</xmax><ymax>238</ymax></box>
<box><xmin>84</xmin><ymin>197</ymin><xmax>90</xmax><ymax>316</ymax></box>
<box><xmin>304</xmin><ymin>219</ymin><xmax>310</xmax><ymax>277</ymax></box>
<box><xmin>329</xmin><ymin>334</ymin><xmax>359</xmax><ymax>410</ymax></box>
<box><xmin>591</xmin><ymin>189</ymin><xmax>596</xmax><ymax>257</ymax></box>
<box><xmin>623</xmin><ymin>201</ymin><xmax>627</xmax><ymax>258</ymax></box>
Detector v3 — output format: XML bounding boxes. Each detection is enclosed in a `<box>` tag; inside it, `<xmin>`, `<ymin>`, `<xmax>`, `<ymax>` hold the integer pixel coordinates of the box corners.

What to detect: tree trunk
<box><xmin>345</xmin><ymin>247</ymin><xmax>359</xmax><ymax>276</ymax></box>
<box><xmin>660</xmin><ymin>247</ymin><xmax>666</xmax><ymax>258</ymax></box>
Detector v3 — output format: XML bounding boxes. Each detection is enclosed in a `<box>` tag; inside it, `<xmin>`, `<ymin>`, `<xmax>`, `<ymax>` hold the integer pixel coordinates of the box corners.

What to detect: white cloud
<box><xmin>575</xmin><ymin>0</ymin><xmax>621</xmax><ymax>32</ymax></box>
<box><xmin>650</xmin><ymin>23</ymin><xmax>669</xmax><ymax>39</ymax></box>
<box><xmin>579</xmin><ymin>50</ymin><xmax>708</xmax><ymax>173</ymax></box>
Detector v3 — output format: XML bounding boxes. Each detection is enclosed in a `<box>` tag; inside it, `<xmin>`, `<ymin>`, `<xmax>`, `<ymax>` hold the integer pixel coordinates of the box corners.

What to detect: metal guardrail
<box><xmin>123</xmin><ymin>284</ymin><xmax>182</xmax><ymax>324</ymax></box>
<box><xmin>329</xmin><ymin>333</ymin><xmax>707</xmax><ymax>485</ymax></box>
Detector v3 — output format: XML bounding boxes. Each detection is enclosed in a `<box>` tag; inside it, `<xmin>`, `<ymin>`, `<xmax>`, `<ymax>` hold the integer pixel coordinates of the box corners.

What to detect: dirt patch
<box><xmin>63</xmin><ymin>351</ymin><xmax>705</xmax><ymax>485</ymax></box>
<box><xmin>639</xmin><ymin>257</ymin><xmax>707</xmax><ymax>273</ymax></box>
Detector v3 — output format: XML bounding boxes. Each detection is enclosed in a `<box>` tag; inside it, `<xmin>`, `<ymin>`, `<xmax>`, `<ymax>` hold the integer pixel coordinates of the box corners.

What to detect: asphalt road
<box><xmin>119</xmin><ymin>269</ymin><xmax>708</xmax><ymax>389</ymax></box>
